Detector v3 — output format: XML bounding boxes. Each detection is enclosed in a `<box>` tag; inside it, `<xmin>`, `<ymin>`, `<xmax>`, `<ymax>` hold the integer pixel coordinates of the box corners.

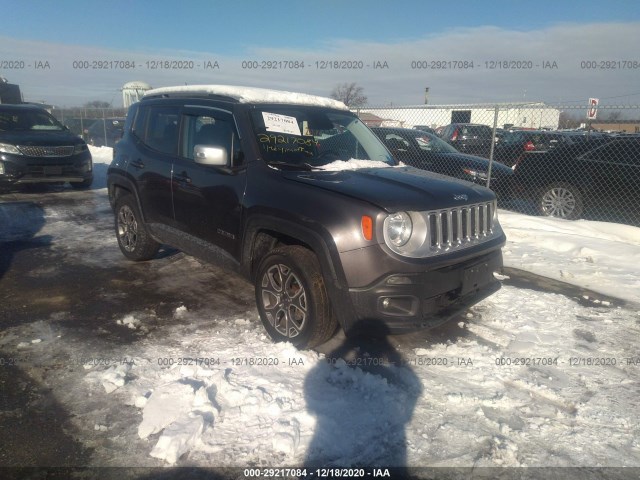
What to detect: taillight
<box><xmin>451</xmin><ymin>128</ymin><xmax>459</xmax><ymax>141</ymax></box>
<box><xmin>523</xmin><ymin>141</ymin><xmax>535</xmax><ymax>151</ymax></box>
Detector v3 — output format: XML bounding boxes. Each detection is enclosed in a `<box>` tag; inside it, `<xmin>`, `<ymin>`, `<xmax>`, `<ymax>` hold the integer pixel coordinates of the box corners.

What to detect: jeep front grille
<box><xmin>17</xmin><ymin>145</ymin><xmax>75</xmax><ymax>157</ymax></box>
<box><xmin>384</xmin><ymin>200</ymin><xmax>502</xmax><ymax>258</ymax></box>
<box><xmin>427</xmin><ymin>202</ymin><xmax>494</xmax><ymax>251</ymax></box>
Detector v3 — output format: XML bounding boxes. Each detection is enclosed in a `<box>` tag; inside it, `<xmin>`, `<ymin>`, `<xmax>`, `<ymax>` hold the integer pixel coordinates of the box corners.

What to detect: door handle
<box><xmin>174</xmin><ymin>171</ymin><xmax>192</xmax><ymax>184</ymax></box>
<box><xmin>130</xmin><ymin>159</ymin><xmax>145</xmax><ymax>169</ymax></box>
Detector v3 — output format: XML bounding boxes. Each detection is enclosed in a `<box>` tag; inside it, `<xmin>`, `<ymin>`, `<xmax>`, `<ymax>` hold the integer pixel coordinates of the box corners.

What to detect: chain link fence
<box><xmin>355</xmin><ymin>104</ymin><xmax>640</xmax><ymax>226</ymax></box>
<box><xmin>51</xmin><ymin>108</ymin><xmax>127</xmax><ymax>147</ymax></box>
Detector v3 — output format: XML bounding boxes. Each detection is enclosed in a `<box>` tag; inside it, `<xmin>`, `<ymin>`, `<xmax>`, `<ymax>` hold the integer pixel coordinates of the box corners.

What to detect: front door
<box><xmin>171</xmin><ymin>107</ymin><xmax>247</xmax><ymax>259</ymax></box>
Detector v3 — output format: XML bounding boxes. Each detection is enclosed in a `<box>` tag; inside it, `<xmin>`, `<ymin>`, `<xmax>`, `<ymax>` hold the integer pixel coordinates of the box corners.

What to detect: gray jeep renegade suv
<box><xmin>107</xmin><ymin>85</ymin><xmax>505</xmax><ymax>348</ymax></box>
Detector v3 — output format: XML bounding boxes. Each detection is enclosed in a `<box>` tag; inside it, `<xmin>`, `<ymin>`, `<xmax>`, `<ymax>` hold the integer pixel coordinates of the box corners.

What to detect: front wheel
<box><xmin>538</xmin><ymin>182</ymin><xmax>584</xmax><ymax>220</ymax></box>
<box><xmin>255</xmin><ymin>246</ymin><xmax>337</xmax><ymax>348</ymax></box>
<box><xmin>114</xmin><ymin>193</ymin><xmax>160</xmax><ymax>261</ymax></box>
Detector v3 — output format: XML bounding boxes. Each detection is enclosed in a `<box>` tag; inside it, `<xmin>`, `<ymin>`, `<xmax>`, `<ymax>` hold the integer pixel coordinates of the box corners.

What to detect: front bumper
<box><xmin>0</xmin><ymin>151</ymin><xmax>93</xmax><ymax>187</ymax></box>
<box><xmin>346</xmin><ymin>249</ymin><xmax>503</xmax><ymax>333</ymax></box>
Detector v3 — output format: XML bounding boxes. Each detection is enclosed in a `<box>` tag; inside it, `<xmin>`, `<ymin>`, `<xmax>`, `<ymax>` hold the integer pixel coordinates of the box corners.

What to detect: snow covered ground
<box><xmin>1</xmin><ymin>146</ymin><xmax>639</xmax><ymax>473</ymax></box>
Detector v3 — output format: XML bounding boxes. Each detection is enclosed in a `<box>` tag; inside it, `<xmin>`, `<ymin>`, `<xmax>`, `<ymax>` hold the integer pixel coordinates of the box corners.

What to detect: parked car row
<box><xmin>53</xmin><ymin>116</ymin><xmax>126</xmax><ymax>147</ymax></box>
<box><xmin>373</xmin><ymin>123</ymin><xmax>639</xmax><ymax>224</ymax></box>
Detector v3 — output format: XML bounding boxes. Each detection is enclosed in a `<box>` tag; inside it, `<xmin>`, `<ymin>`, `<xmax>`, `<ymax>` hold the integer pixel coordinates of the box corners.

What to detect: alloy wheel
<box><xmin>117</xmin><ymin>205</ymin><xmax>138</xmax><ymax>252</ymax></box>
<box><xmin>540</xmin><ymin>186</ymin><xmax>577</xmax><ymax>219</ymax></box>
<box><xmin>260</xmin><ymin>263</ymin><xmax>307</xmax><ymax>339</ymax></box>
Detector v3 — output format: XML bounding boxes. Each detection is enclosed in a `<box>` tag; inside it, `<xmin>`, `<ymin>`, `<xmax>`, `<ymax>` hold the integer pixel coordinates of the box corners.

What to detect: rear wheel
<box><xmin>255</xmin><ymin>246</ymin><xmax>337</xmax><ymax>348</ymax></box>
<box><xmin>538</xmin><ymin>182</ymin><xmax>584</xmax><ymax>220</ymax></box>
<box><xmin>114</xmin><ymin>193</ymin><xmax>160</xmax><ymax>261</ymax></box>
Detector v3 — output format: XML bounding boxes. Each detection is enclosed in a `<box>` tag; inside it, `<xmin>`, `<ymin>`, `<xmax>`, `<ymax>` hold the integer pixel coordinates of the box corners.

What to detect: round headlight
<box><xmin>385</xmin><ymin>211</ymin><xmax>413</xmax><ymax>247</ymax></box>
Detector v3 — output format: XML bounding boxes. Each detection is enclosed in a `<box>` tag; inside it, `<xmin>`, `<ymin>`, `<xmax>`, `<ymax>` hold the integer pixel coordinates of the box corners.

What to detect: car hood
<box><xmin>0</xmin><ymin>130</ymin><xmax>84</xmax><ymax>146</ymax></box>
<box><xmin>282</xmin><ymin>165</ymin><xmax>494</xmax><ymax>212</ymax></box>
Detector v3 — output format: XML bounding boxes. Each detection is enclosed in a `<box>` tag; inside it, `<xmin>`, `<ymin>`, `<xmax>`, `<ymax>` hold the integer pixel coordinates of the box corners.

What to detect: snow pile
<box><xmin>86</xmin><ymin>286</ymin><xmax>640</xmax><ymax>468</ymax></box>
<box><xmin>499</xmin><ymin>210</ymin><xmax>640</xmax><ymax>303</ymax></box>
<box><xmin>85</xmin><ymin>362</ymin><xmax>132</xmax><ymax>394</ymax></box>
<box><xmin>88</xmin><ymin>145</ymin><xmax>114</xmax><ymax>165</ymax></box>
<box><xmin>117</xmin><ymin>314</ymin><xmax>141</xmax><ymax>330</ymax></box>
<box><xmin>137</xmin><ymin>381</ymin><xmax>210</xmax><ymax>464</ymax></box>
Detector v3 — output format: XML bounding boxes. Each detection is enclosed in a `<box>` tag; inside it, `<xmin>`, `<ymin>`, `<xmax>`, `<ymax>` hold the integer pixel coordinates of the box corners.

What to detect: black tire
<box><xmin>70</xmin><ymin>177</ymin><xmax>93</xmax><ymax>189</ymax></box>
<box><xmin>537</xmin><ymin>182</ymin><xmax>584</xmax><ymax>220</ymax></box>
<box><xmin>114</xmin><ymin>193</ymin><xmax>160</xmax><ymax>261</ymax></box>
<box><xmin>255</xmin><ymin>245</ymin><xmax>337</xmax><ymax>348</ymax></box>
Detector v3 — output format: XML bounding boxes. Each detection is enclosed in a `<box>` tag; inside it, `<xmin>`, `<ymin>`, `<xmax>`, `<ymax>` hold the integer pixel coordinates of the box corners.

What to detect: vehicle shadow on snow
<box><xmin>304</xmin><ymin>320</ymin><xmax>423</xmax><ymax>474</ymax></box>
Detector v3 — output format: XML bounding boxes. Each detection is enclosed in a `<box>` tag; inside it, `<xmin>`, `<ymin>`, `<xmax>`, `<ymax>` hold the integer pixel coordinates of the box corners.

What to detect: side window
<box><xmin>582</xmin><ymin>140</ymin><xmax>639</xmax><ymax>163</ymax></box>
<box><xmin>181</xmin><ymin>114</ymin><xmax>240</xmax><ymax>162</ymax></box>
<box><xmin>140</xmin><ymin>106</ymin><xmax>180</xmax><ymax>155</ymax></box>
<box><xmin>627</xmin><ymin>140</ymin><xmax>640</xmax><ymax>165</ymax></box>
<box><xmin>613</xmin><ymin>139</ymin><xmax>640</xmax><ymax>165</ymax></box>
<box><xmin>131</xmin><ymin>106</ymin><xmax>147</xmax><ymax>139</ymax></box>
<box><xmin>583</xmin><ymin>143</ymin><xmax>612</xmax><ymax>161</ymax></box>
<box><xmin>384</xmin><ymin>133</ymin><xmax>410</xmax><ymax>149</ymax></box>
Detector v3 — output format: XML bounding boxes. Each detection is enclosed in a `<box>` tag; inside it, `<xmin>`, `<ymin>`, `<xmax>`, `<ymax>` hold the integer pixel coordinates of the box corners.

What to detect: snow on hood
<box><xmin>145</xmin><ymin>85</ymin><xmax>348</xmax><ymax>110</ymax></box>
<box><xmin>315</xmin><ymin>159</ymin><xmax>395</xmax><ymax>171</ymax></box>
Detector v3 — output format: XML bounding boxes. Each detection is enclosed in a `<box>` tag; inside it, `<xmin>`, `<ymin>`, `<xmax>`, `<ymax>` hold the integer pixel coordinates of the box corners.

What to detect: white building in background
<box><xmin>122</xmin><ymin>81</ymin><xmax>152</xmax><ymax>108</ymax></box>
<box><xmin>356</xmin><ymin>103</ymin><xmax>562</xmax><ymax>130</ymax></box>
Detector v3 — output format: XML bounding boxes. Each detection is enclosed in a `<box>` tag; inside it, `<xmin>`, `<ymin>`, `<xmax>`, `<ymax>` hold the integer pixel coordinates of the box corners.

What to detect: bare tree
<box><xmin>604</xmin><ymin>110</ymin><xmax>623</xmax><ymax>122</ymax></box>
<box><xmin>83</xmin><ymin>100</ymin><xmax>111</xmax><ymax>109</ymax></box>
<box><xmin>558</xmin><ymin>111</ymin><xmax>582</xmax><ymax>129</ymax></box>
<box><xmin>330</xmin><ymin>83</ymin><xmax>367</xmax><ymax>108</ymax></box>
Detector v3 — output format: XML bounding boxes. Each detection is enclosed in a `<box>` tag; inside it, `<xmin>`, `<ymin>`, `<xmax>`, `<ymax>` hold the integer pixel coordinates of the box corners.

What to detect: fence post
<box><xmin>486</xmin><ymin>105</ymin><xmax>499</xmax><ymax>189</ymax></box>
<box><xmin>102</xmin><ymin>109</ymin><xmax>107</xmax><ymax>147</ymax></box>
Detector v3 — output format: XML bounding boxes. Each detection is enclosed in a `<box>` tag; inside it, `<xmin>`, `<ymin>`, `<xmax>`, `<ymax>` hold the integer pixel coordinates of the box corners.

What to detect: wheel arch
<box><xmin>107</xmin><ymin>174</ymin><xmax>146</xmax><ymax>220</ymax></box>
<box><xmin>241</xmin><ymin>215</ymin><xmax>355</xmax><ymax>331</ymax></box>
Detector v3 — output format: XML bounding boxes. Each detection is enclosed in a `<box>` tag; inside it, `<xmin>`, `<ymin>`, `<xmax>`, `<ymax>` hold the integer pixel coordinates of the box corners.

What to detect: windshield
<box><xmin>0</xmin><ymin>108</ymin><xmax>66</xmax><ymax>132</ymax></box>
<box><xmin>250</xmin><ymin>107</ymin><xmax>395</xmax><ymax>168</ymax></box>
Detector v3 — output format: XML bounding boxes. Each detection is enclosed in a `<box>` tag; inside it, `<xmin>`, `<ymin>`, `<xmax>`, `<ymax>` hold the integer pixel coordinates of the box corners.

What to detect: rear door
<box><xmin>129</xmin><ymin>104</ymin><xmax>180</xmax><ymax>226</ymax></box>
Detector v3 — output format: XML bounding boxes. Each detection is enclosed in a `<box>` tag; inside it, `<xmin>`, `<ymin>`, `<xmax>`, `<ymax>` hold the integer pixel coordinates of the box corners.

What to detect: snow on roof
<box><xmin>144</xmin><ymin>85</ymin><xmax>348</xmax><ymax>110</ymax></box>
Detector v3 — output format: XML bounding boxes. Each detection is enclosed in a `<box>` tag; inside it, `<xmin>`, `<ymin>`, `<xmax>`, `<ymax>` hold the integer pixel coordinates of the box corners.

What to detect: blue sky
<box><xmin>5</xmin><ymin>0</ymin><xmax>639</xmax><ymax>55</ymax></box>
<box><xmin>2</xmin><ymin>0</ymin><xmax>640</xmax><ymax>107</ymax></box>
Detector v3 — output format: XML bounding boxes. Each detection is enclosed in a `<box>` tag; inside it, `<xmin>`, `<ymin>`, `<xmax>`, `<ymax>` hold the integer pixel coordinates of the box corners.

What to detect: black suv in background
<box><xmin>108</xmin><ymin>85</ymin><xmax>505</xmax><ymax>347</ymax></box>
<box><xmin>372</xmin><ymin>127</ymin><xmax>513</xmax><ymax>200</ymax></box>
<box><xmin>494</xmin><ymin>130</ymin><xmax>566</xmax><ymax>167</ymax></box>
<box><xmin>512</xmin><ymin>135</ymin><xmax>639</xmax><ymax>222</ymax></box>
<box><xmin>438</xmin><ymin>123</ymin><xmax>494</xmax><ymax>157</ymax></box>
<box><xmin>0</xmin><ymin>104</ymin><xmax>93</xmax><ymax>190</ymax></box>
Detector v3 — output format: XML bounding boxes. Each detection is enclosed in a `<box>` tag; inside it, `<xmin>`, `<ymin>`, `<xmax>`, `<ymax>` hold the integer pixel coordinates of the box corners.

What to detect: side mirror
<box><xmin>194</xmin><ymin>145</ymin><xmax>228</xmax><ymax>166</ymax></box>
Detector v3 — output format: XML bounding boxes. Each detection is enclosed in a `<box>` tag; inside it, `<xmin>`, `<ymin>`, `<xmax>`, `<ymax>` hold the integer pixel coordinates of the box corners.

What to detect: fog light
<box><xmin>378</xmin><ymin>296</ymin><xmax>418</xmax><ymax>316</ymax></box>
